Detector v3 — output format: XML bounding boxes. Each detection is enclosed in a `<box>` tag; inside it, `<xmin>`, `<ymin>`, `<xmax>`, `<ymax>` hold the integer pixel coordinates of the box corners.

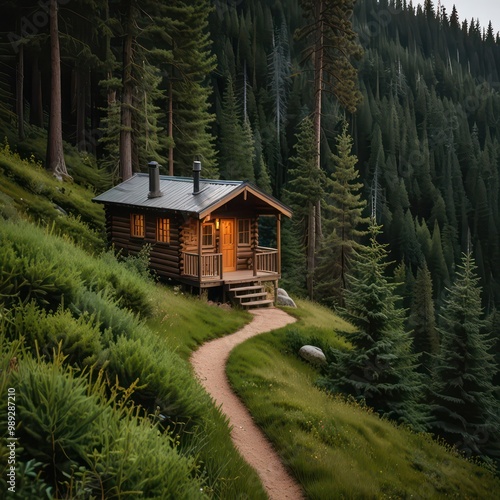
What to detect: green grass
<box><xmin>0</xmin><ymin>138</ymin><xmax>106</xmax><ymax>252</ymax></box>
<box><xmin>146</xmin><ymin>288</ymin><xmax>251</xmax><ymax>359</ymax></box>
<box><xmin>227</xmin><ymin>299</ymin><xmax>500</xmax><ymax>499</ymax></box>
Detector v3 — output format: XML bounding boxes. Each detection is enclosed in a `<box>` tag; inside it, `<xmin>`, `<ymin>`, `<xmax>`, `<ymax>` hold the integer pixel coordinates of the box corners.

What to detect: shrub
<box><xmin>0</xmin><ymin>237</ymin><xmax>81</xmax><ymax>311</ymax></box>
<box><xmin>10</xmin><ymin>356</ymin><xmax>104</xmax><ymax>489</ymax></box>
<box><xmin>81</xmin><ymin>250</ymin><xmax>154</xmax><ymax>317</ymax></box>
<box><xmin>70</xmin><ymin>288</ymin><xmax>145</xmax><ymax>343</ymax></box>
<box><xmin>105</xmin><ymin>335</ymin><xmax>209</xmax><ymax>431</ymax></box>
<box><xmin>0</xmin><ymin>342</ymin><xmax>205</xmax><ymax>499</ymax></box>
<box><xmin>5</xmin><ymin>302</ymin><xmax>102</xmax><ymax>366</ymax></box>
<box><xmin>90</xmin><ymin>407</ymin><xmax>205</xmax><ymax>499</ymax></box>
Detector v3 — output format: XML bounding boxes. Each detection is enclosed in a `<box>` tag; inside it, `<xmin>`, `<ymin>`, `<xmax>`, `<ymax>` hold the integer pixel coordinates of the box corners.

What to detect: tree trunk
<box><xmin>168</xmin><ymin>80</ymin><xmax>174</xmax><ymax>176</ymax></box>
<box><xmin>16</xmin><ymin>39</ymin><xmax>25</xmax><ymax>141</ymax></box>
<box><xmin>31</xmin><ymin>58</ymin><xmax>44</xmax><ymax>127</ymax></box>
<box><xmin>307</xmin><ymin>202</ymin><xmax>316</xmax><ymax>299</ymax></box>
<box><xmin>120</xmin><ymin>22</ymin><xmax>134</xmax><ymax>180</ymax></box>
<box><xmin>48</xmin><ymin>0</ymin><xmax>70</xmax><ymax>181</ymax></box>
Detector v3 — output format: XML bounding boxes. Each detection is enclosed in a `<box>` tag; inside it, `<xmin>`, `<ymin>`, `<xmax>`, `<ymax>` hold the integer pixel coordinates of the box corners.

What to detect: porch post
<box><xmin>276</xmin><ymin>213</ymin><xmax>281</xmax><ymax>275</ymax></box>
<box><xmin>197</xmin><ymin>219</ymin><xmax>202</xmax><ymax>281</ymax></box>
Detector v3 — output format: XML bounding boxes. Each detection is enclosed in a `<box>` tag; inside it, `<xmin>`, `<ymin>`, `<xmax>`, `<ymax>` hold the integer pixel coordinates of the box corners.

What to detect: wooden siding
<box><xmin>106</xmin><ymin>206</ymin><xmax>181</xmax><ymax>279</ymax></box>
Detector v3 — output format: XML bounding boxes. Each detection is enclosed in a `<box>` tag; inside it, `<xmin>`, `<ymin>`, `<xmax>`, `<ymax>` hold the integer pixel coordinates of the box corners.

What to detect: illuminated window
<box><xmin>202</xmin><ymin>223</ymin><xmax>214</xmax><ymax>247</ymax></box>
<box><xmin>156</xmin><ymin>218</ymin><xmax>170</xmax><ymax>243</ymax></box>
<box><xmin>130</xmin><ymin>213</ymin><xmax>145</xmax><ymax>238</ymax></box>
<box><xmin>238</xmin><ymin>219</ymin><xmax>251</xmax><ymax>245</ymax></box>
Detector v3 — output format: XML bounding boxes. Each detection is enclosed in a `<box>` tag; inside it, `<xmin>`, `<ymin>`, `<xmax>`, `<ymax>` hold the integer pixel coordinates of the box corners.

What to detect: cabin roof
<box><xmin>93</xmin><ymin>173</ymin><xmax>292</xmax><ymax>219</ymax></box>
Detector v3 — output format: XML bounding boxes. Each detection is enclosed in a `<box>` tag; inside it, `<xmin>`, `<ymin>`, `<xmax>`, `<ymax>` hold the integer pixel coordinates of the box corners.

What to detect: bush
<box><xmin>0</xmin><ymin>344</ymin><xmax>205</xmax><ymax>499</ymax></box>
<box><xmin>105</xmin><ymin>335</ymin><xmax>210</xmax><ymax>431</ymax></box>
<box><xmin>5</xmin><ymin>302</ymin><xmax>102</xmax><ymax>366</ymax></box>
<box><xmin>70</xmin><ymin>288</ymin><xmax>145</xmax><ymax>343</ymax></box>
<box><xmin>81</xmin><ymin>249</ymin><xmax>154</xmax><ymax>317</ymax></box>
<box><xmin>0</xmin><ymin>237</ymin><xmax>81</xmax><ymax>311</ymax></box>
<box><xmin>9</xmin><ymin>356</ymin><xmax>104</xmax><ymax>488</ymax></box>
<box><xmin>91</xmin><ymin>407</ymin><xmax>205</xmax><ymax>499</ymax></box>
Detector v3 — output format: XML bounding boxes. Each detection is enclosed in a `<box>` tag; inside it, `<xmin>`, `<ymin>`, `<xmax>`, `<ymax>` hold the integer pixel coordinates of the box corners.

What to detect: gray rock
<box><xmin>299</xmin><ymin>345</ymin><xmax>326</xmax><ymax>366</ymax></box>
<box><xmin>276</xmin><ymin>293</ymin><xmax>296</xmax><ymax>308</ymax></box>
<box><xmin>277</xmin><ymin>288</ymin><xmax>289</xmax><ymax>298</ymax></box>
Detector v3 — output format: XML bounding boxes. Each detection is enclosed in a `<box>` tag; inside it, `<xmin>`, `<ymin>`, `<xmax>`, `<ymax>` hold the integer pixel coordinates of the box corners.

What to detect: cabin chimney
<box><xmin>193</xmin><ymin>160</ymin><xmax>201</xmax><ymax>194</ymax></box>
<box><xmin>148</xmin><ymin>161</ymin><xmax>163</xmax><ymax>199</ymax></box>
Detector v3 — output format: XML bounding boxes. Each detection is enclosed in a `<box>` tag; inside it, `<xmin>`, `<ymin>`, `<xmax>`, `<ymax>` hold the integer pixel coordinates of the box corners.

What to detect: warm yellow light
<box><xmin>215</xmin><ymin>219</ymin><xmax>220</xmax><ymax>230</ymax></box>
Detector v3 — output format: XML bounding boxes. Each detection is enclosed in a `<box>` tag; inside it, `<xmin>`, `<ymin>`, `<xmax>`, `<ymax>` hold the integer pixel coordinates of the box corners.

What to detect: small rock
<box><xmin>277</xmin><ymin>288</ymin><xmax>289</xmax><ymax>298</ymax></box>
<box><xmin>299</xmin><ymin>345</ymin><xmax>326</xmax><ymax>366</ymax></box>
<box><xmin>276</xmin><ymin>294</ymin><xmax>296</xmax><ymax>308</ymax></box>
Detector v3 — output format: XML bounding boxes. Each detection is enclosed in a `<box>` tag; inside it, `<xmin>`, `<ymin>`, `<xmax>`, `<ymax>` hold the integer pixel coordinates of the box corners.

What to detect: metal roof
<box><xmin>93</xmin><ymin>174</ymin><xmax>292</xmax><ymax>218</ymax></box>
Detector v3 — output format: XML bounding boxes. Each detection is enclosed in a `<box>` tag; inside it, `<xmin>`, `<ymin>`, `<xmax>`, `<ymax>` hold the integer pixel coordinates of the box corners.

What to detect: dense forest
<box><xmin>1</xmin><ymin>0</ymin><xmax>500</xmax><ymax>473</ymax></box>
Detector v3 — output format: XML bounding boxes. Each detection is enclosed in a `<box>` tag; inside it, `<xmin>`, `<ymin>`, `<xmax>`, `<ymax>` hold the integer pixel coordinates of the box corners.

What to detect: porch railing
<box><xmin>182</xmin><ymin>252</ymin><xmax>223</xmax><ymax>279</ymax></box>
<box><xmin>253</xmin><ymin>246</ymin><xmax>278</xmax><ymax>275</ymax></box>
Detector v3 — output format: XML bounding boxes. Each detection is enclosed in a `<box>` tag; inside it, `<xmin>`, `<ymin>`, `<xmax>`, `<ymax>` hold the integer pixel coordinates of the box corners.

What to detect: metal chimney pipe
<box><xmin>148</xmin><ymin>161</ymin><xmax>163</xmax><ymax>199</ymax></box>
<box><xmin>193</xmin><ymin>160</ymin><xmax>201</xmax><ymax>194</ymax></box>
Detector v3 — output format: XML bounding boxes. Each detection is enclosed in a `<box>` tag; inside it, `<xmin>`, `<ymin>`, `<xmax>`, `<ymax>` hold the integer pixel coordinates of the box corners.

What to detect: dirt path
<box><xmin>190</xmin><ymin>308</ymin><xmax>304</xmax><ymax>500</ymax></box>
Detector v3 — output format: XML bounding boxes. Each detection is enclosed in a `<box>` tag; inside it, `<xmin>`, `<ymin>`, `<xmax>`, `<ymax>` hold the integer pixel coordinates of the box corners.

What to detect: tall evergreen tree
<box><xmin>430</xmin><ymin>252</ymin><xmax>500</xmax><ymax>462</ymax></box>
<box><xmin>218</xmin><ymin>77</ymin><xmax>254</xmax><ymax>180</ymax></box>
<box><xmin>164</xmin><ymin>0</ymin><xmax>217</xmax><ymax>176</ymax></box>
<box><xmin>295</xmin><ymin>0</ymin><xmax>363</xmax><ymax>292</ymax></box>
<box><xmin>320</xmin><ymin>220</ymin><xmax>427</xmax><ymax>430</ymax></box>
<box><xmin>285</xmin><ymin>117</ymin><xmax>326</xmax><ymax>297</ymax></box>
<box><xmin>408</xmin><ymin>262</ymin><xmax>438</xmax><ymax>371</ymax></box>
<box><xmin>316</xmin><ymin>123</ymin><xmax>368</xmax><ymax>307</ymax></box>
<box><xmin>47</xmin><ymin>0</ymin><xmax>70</xmax><ymax>181</ymax></box>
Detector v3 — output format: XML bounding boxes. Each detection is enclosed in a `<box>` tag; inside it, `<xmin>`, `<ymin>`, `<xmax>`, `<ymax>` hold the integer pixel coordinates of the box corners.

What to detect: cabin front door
<box><xmin>221</xmin><ymin>219</ymin><xmax>236</xmax><ymax>272</ymax></box>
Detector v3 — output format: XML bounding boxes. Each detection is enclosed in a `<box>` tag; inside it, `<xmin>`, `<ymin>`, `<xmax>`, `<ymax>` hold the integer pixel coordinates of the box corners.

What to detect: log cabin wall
<box><xmin>105</xmin><ymin>206</ymin><xmax>182</xmax><ymax>280</ymax></box>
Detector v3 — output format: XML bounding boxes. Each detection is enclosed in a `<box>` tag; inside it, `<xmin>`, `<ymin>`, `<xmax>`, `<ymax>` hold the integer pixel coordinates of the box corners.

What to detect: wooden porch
<box><xmin>181</xmin><ymin>246</ymin><xmax>280</xmax><ymax>287</ymax></box>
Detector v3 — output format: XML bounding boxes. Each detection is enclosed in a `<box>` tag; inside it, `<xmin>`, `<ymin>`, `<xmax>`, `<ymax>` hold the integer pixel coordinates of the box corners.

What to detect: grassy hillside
<box><xmin>0</xmin><ymin>148</ymin><xmax>265</xmax><ymax>498</ymax></box>
<box><xmin>227</xmin><ymin>300</ymin><xmax>500</xmax><ymax>498</ymax></box>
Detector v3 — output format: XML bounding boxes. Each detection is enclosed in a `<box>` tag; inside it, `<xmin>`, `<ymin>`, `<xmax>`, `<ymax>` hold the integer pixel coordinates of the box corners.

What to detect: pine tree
<box><xmin>408</xmin><ymin>262</ymin><xmax>438</xmax><ymax>371</ymax></box>
<box><xmin>316</xmin><ymin>123</ymin><xmax>368</xmax><ymax>307</ymax></box>
<box><xmin>430</xmin><ymin>252</ymin><xmax>500</xmax><ymax>462</ymax></box>
<box><xmin>218</xmin><ymin>77</ymin><xmax>254</xmax><ymax>180</ymax></box>
<box><xmin>295</xmin><ymin>0</ymin><xmax>363</xmax><ymax>292</ymax></box>
<box><xmin>47</xmin><ymin>0</ymin><xmax>70</xmax><ymax>181</ymax></box>
<box><xmin>320</xmin><ymin>220</ymin><xmax>427</xmax><ymax>430</ymax></box>
<box><xmin>164</xmin><ymin>0</ymin><xmax>217</xmax><ymax>176</ymax></box>
<box><xmin>285</xmin><ymin>117</ymin><xmax>326</xmax><ymax>298</ymax></box>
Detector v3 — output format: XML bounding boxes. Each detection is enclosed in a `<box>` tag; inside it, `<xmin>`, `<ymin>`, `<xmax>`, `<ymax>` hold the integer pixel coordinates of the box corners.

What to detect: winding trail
<box><xmin>190</xmin><ymin>308</ymin><xmax>304</xmax><ymax>500</ymax></box>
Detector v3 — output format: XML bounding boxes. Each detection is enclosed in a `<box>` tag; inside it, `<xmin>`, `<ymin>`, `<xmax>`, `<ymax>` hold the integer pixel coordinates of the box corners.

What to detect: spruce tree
<box><xmin>429</xmin><ymin>252</ymin><xmax>500</xmax><ymax>462</ymax></box>
<box><xmin>408</xmin><ymin>262</ymin><xmax>438</xmax><ymax>371</ymax></box>
<box><xmin>316</xmin><ymin>123</ymin><xmax>368</xmax><ymax>307</ymax></box>
<box><xmin>218</xmin><ymin>77</ymin><xmax>254</xmax><ymax>180</ymax></box>
<box><xmin>320</xmin><ymin>220</ymin><xmax>427</xmax><ymax>430</ymax></box>
<box><xmin>285</xmin><ymin>117</ymin><xmax>326</xmax><ymax>297</ymax></box>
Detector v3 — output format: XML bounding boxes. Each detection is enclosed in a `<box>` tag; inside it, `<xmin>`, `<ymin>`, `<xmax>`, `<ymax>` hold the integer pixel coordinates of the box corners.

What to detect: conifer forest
<box><xmin>2</xmin><ymin>0</ymin><xmax>500</xmax><ymax>491</ymax></box>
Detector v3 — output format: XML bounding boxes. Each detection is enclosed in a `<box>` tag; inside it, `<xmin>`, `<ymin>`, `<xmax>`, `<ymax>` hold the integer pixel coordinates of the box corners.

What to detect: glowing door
<box><xmin>221</xmin><ymin>219</ymin><xmax>236</xmax><ymax>272</ymax></box>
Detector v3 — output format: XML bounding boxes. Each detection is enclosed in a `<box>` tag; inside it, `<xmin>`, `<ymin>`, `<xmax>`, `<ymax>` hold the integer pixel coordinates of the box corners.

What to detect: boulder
<box><xmin>276</xmin><ymin>288</ymin><xmax>296</xmax><ymax>307</ymax></box>
<box><xmin>276</xmin><ymin>294</ymin><xmax>296</xmax><ymax>308</ymax></box>
<box><xmin>299</xmin><ymin>345</ymin><xmax>326</xmax><ymax>366</ymax></box>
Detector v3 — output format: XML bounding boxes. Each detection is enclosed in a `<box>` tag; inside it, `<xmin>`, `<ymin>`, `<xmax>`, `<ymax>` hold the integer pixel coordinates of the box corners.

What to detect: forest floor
<box><xmin>190</xmin><ymin>307</ymin><xmax>304</xmax><ymax>500</ymax></box>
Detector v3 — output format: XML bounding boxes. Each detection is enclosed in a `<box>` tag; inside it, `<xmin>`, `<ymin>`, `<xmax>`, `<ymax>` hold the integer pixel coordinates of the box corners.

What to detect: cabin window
<box><xmin>156</xmin><ymin>217</ymin><xmax>170</xmax><ymax>243</ymax></box>
<box><xmin>238</xmin><ymin>219</ymin><xmax>251</xmax><ymax>246</ymax></box>
<box><xmin>130</xmin><ymin>213</ymin><xmax>145</xmax><ymax>238</ymax></box>
<box><xmin>202</xmin><ymin>223</ymin><xmax>214</xmax><ymax>247</ymax></box>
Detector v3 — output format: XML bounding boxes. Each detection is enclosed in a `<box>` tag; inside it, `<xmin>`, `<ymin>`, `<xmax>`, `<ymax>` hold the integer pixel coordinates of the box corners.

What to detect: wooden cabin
<box><xmin>93</xmin><ymin>162</ymin><xmax>292</xmax><ymax>307</ymax></box>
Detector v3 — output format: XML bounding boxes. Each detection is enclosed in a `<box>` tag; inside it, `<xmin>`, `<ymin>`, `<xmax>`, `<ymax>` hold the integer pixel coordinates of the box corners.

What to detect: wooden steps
<box><xmin>227</xmin><ymin>282</ymin><xmax>274</xmax><ymax>309</ymax></box>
